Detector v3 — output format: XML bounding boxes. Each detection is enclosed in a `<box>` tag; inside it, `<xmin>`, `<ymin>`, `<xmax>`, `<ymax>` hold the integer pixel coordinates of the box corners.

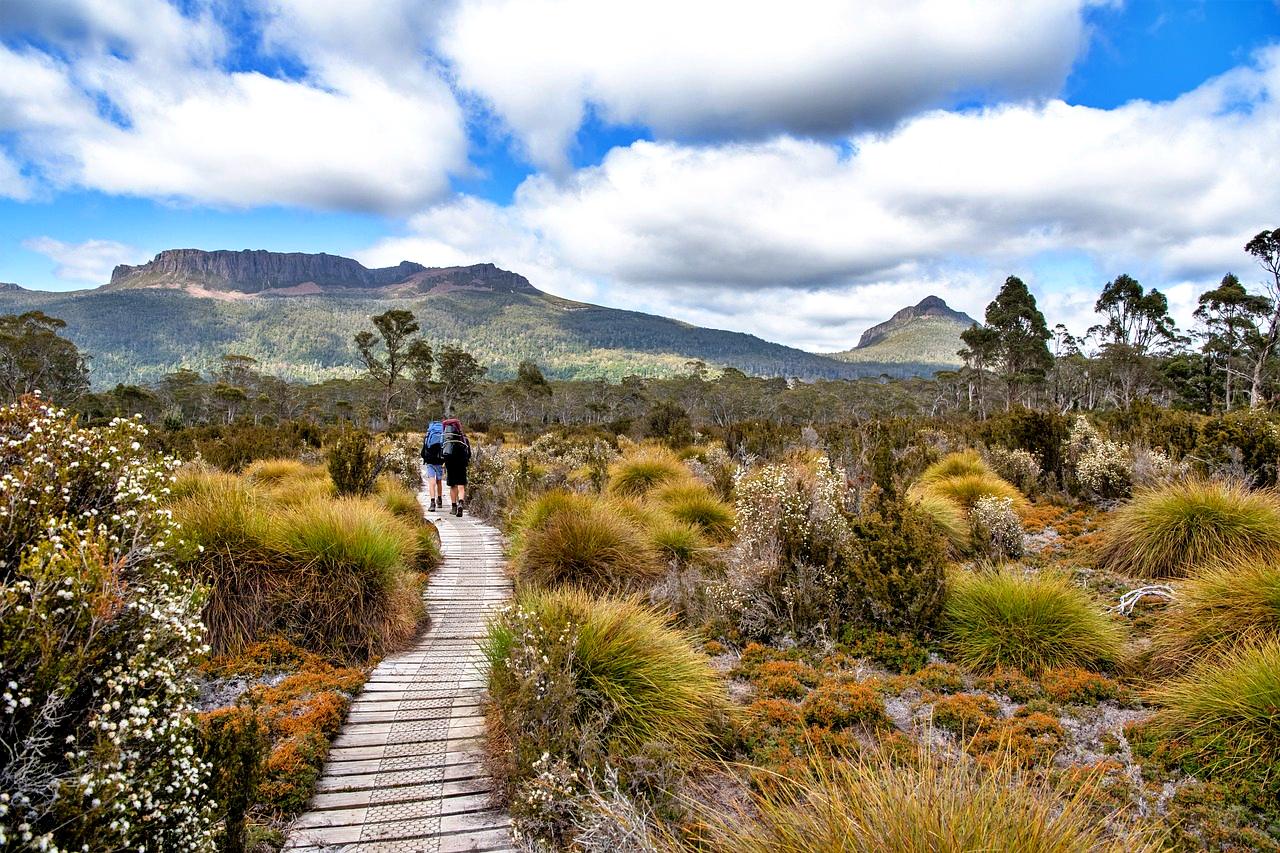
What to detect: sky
<box><xmin>1</xmin><ymin>0</ymin><xmax>1279</xmax><ymax>353</ymax></box>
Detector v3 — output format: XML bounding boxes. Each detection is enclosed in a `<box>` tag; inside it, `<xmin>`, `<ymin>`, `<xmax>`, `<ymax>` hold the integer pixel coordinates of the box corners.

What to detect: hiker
<box><xmin>420</xmin><ymin>418</ymin><xmax>445</xmax><ymax>512</ymax></box>
<box><xmin>441</xmin><ymin>417</ymin><xmax>471</xmax><ymax>516</ymax></box>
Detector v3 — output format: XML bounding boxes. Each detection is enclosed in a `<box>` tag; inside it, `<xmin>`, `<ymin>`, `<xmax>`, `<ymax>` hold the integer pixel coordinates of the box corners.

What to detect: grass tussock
<box><xmin>243</xmin><ymin>457</ymin><xmax>319</xmax><ymax>484</ymax></box>
<box><xmin>917</xmin><ymin>450</ymin><xmax>993</xmax><ymax>486</ymax></box>
<box><xmin>910</xmin><ymin>491</ymin><xmax>971</xmax><ymax>552</ymax></box>
<box><xmin>514</xmin><ymin>501</ymin><xmax>663</xmax><ymax>590</ymax></box>
<box><xmin>695</xmin><ymin>750</ymin><xmax>1161</xmax><ymax>853</ymax></box>
<box><xmin>375</xmin><ymin>475</ymin><xmax>424</xmax><ymax>521</ymax></box>
<box><xmin>943</xmin><ymin>570</ymin><xmax>1126</xmax><ymax>673</ymax></box>
<box><xmin>486</xmin><ymin>586</ymin><xmax>726</xmax><ymax>771</ymax></box>
<box><xmin>1095</xmin><ymin>479</ymin><xmax>1280</xmax><ymax>578</ymax></box>
<box><xmin>656</xmin><ymin>482</ymin><xmax>735</xmax><ymax>541</ymax></box>
<box><xmin>914</xmin><ymin>473</ymin><xmax>1029</xmax><ymax>514</ymax></box>
<box><xmin>1147</xmin><ymin>639</ymin><xmax>1280</xmax><ymax>780</ymax></box>
<box><xmin>1150</xmin><ymin>558</ymin><xmax>1280</xmax><ymax>673</ymax></box>
<box><xmin>607</xmin><ymin>446</ymin><xmax>690</xmax><ymax>498</ymax></box>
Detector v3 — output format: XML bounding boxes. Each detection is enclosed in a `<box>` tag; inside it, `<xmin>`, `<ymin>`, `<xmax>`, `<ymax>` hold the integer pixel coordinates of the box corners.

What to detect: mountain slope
<box><xmin>0</xmin><ymin>249</ymin><xmax>945</xmax><ymax>387</ymax></box>
<box><xmin>835</xmin><ymin>295</ymin><xmax>976</xmax><ymax>368</ymax></box>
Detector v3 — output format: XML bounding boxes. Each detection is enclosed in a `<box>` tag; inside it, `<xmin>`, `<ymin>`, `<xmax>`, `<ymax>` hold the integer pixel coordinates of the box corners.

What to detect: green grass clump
<box><xmin>485</xmin><ymin>587</ymin><xmax>726</xmax><ymax>772</ymax></box>
<box><xmin>1150</xmin><ymin>558</ymin><xmax>1280</xmax><ymax>673</ymax></box>
<box><xmin>910</xmin><ymin>492</ymin><xmax>971</xmax><ymax>552</ymax></box>
<box><xmin>648</xmin><ymin>518</ymin><xmax>709</xmax><ymax>564</ymax></box>
<box><xmin>943</xmin><ymin>570</ymin><xmax>1126</xmax><ymax>673</ymax></box>
<box><xmin>1096</xmin><ymin>479</ymin><xmax>1280</xmax><ymax>578</ymax></box>
<box><xmin>508</xmin><ymin>490</ymin><xmax>598</xmax><ymax>551</ymax></box>
<box><xmin>607</xmin><ymin>446</ymin><xmax>689</xmax><ymax>497</ymax></box>
<box><xmin>697</xmin><ymin>749</ymin><xmax>1162</xmax><ymax>853</ymax></box>
<box><xmin>656</xmin><ymin>482</ymin><xmax>735</xmax><ymax>541</ymax></box>
<box><xmin>514</xmin><ymin>501</ymin><xmax>662</xmax><ymax>590</ymax></box>
<box><xmin>917</xmin><ymin>450</ymin><xmax>993</xmax><ymax>485</ymax></box>
<box><xmin>1147</xmin><ymin>639</ymin><xmax>1280</xmax><ymax>780</ymax></box>
<box><xmin>914</xmin><ymin>473</ymin><xmax>1029</xmax><ymax>514</ymax></box>
<box><xmin>375</xmin><ymin>475</ymin><xmax>424</xmax><ymax>522</ymax></box>
<box><xmin>269</xmin><ymin>497</ymin><xmax>419</xmax><ymax>588</ymax></box>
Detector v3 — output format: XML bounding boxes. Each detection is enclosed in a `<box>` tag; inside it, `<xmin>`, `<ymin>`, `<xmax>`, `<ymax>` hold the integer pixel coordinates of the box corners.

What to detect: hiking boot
<box><xmin>457</xmin><ymin>500</ymin><xmax>466</xmax><ymax>516</ymax></box>
<box><xmin>428</xmin><ymin>498</ymin><xmax>437</xmax><ymax>512</ymax></box>
<box><xmin>450</xmin><ymin>503</ymin><xmax>458</xmax><ymax>516</ymax></box>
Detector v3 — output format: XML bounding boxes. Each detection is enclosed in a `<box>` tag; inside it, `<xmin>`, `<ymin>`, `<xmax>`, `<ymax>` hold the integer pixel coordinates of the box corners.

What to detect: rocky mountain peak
<box><xmin>855</xmin><ymin>295</ymin><xmax>976</xmax><ymax>349</ymax></box>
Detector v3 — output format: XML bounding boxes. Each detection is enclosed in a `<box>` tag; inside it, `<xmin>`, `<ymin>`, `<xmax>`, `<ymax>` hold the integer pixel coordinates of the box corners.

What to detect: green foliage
<box><xmin>800</xmin><ymin>681</ymin><xmax>890</xmax><ymax>730</ymax></box>
<box><xmin>839</xmin><ymin>630</ymin><xmax>930</xmax><ymax>675</ymax></box>
<box><xmin>1150</xmin><ymin>557</ymin><xmax>1280</xmax><ymax>673</ymax></box>
<box><xmin>912</xmin><ymin>471</ymin><xmax>1028</xmax><ymax>513</ymax></box>
<box><xmin>199</xmin><ymin>708</ymin><xmax>268</xmax><ymax>853</ymax></box>
<box><xmin>645</xmin><ymin>399</ymin><xmax>695</xmax><ymax>447</ymax></box>
<box><xmin>152</xmin><ymin>421</ymin><xmax>322</xmax><ymax>472</ymax></box>
<box><xmin>1196</xmin><ymin>409</ymin><xmax>1280</xmax><ymax>487</ymax></box>
<box><xmin>1095</xmin><ymin>479</ymin><xmax>1280</xmax><ymax>578</ymax></box>
<box><xmin>326</xmin><ymin>427</ymin><xmax>383</xmax><ymax>496</ymax></box>
<box><xmin>484</xmin><ymin>588</ymin><xmax>725</xmax><ymax>845</ymax></box>
<box><xmin>917</xmin><ymin>450</ymin><xmax>991</xmax><ymax>485</ymax></box>
<box><xmin>0</xmin><ymin>397</ymin><xmax>214</xmax><ymax>851</ymax></box>
<box><xmin>981</xmin><ymin>407</ymin><xmax>1070</xmax><ymax>480</ymax></box>
<box><xmin>696</xmin><ymin>749</ymin><xmax>1162</xmax><ymax>853</ymax></box>
<box><xmin>842</xmin><ymin>495</ymin><xmax>950</xmax><ymax>638</ymax></box>
<box><xmin>0</xmin><ymin>310</ymin><xmax>89</xmax><ymax>402</ymax></box>
<box><xmin>909</xmin><ymin>492</ymin><xmax>970</xmax><ymax>553</ymax></box>
<box><xmin>943</xmin><ymin>569</ymin><xmax>1126</xmax><ymax>673</ymax></box>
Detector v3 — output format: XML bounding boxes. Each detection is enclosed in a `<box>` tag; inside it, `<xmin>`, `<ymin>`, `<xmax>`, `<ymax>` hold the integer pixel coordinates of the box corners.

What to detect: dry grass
<box><xmin>694</xmin><ymin>750</ymin><xmax>1161</xmax><ymax>852</ymax></box>
<box><xmin>1095</xmin><ymin>479</ymin><xmax>1280</xmax><ymax>578</ymax></box>
<box><xmin>656</xmin><ymin>483</ymin><xmax>735</xmax><ymax>541</ymax></box>
<box><xmin>514</xmin><ymin>501</ymin><xmax>663</xmax><ymax>590</ymax></box>
<box><xmin>1150</xmin><ymin>557</ymin><xmax>1280</xmax><ymax>673</ymax></box>
<box><xmin>943</xmin><ymin>569</ymin><xmax>1126</xmax><ymax>673</ymax></box>
<box><xmin>607</xmin><ymin>446</ymin><xmax>690</xmax><ymax>498</ymax></box>
<box><xmin>917</xmin><ymin>451</ymin><xmax>993</xmax><ymax>486</ymax></box>
<box><xmin>913</xmin><ymin>473</ymin><xmax>1029</xmax><ymax>514</ymax></box>
<box><xmin>910</xmin><ymin>492</ymin><xmax>971</xmax><ymax>552</ymax></box>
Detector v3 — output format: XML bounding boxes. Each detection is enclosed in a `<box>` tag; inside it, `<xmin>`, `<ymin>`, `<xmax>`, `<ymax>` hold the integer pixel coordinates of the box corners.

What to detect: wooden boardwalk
<box><xmin>284</xmin><ymin>506</ymin><xmax>514</xmax><ymax>853</ymax></box>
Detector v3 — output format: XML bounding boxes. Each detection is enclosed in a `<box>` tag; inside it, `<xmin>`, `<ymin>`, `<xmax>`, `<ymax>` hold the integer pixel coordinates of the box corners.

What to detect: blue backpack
<box><xmin>421</xmin><ymin>421</ymin><xmax>444</xmax><ymax>463</ymax></box>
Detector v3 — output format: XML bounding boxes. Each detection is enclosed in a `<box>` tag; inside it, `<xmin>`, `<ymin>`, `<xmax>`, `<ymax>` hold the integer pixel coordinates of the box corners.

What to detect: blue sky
<box><xmin>1</xmin><ymin>0</ymin><xmax>1278</xmax><ymax>351</ymax></box>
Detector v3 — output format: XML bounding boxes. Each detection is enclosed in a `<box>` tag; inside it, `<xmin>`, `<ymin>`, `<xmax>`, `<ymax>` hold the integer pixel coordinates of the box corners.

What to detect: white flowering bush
<box><xmin>1068</xmin><ymin>416</ymin><xmax>1132</xmax><ymax>501</ymax></box>
<box><xmin>0</xmin><ymin>396</ymin><xmax>214</xmax><ymax>852</ymax></box>
<box><xmin>970</xmin><ymin>496</ymin><xmax>1025</xmax><ymax>560</ymax></box>
<box><xmin>985</xmin><ymin>447</ymin><xmax>1041</xmax><ymax>494</ymax></box>
<box><xmin>1131</xmin><ymin>446</ymin><xmax>1190</xmax><ymax>489</ymax></box>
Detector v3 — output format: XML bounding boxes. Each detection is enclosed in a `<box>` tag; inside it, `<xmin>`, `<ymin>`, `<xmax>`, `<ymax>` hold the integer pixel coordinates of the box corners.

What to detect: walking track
<box><xmin>284</xmin><ymin>504</ymin><xmax>514</xmax><ymax>852</ymax></box>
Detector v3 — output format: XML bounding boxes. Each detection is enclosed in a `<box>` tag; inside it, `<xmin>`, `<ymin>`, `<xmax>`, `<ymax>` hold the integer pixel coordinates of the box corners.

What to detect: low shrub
<box><xmin>986</xmin><ymin>447</ymin><xmax>1042</xmax><ymax>494</ymax></box>
<box><xmin>199</xmin><ymin>707</ymin><xmax>268</xmax><ymax>852</ymax></box>
<box><xmin>1196</xmin><ymin>409</ymin><xmax>1280</xmax><ymax>488</ymax></box>
<box><xmin>1149</xmin><ymin>557</ymin><xmax>1280</xmax><ymax>672</ymax></box>
<box><xmin>839</xmin><ymin>630</ymin><xmax>930</xmax><ymax>675</ymax></box>
<box><xmin>513</xmin><ymin>502</ymin><xmax>662</xmax><ymax>590</ymax></box>
<box><xmin>975</xmin><ymin>666</ymin><xmax>1042</xmax><ymax>702</ymax></box>
<box><xmin>657</xmin><ymin>482</ymin><xmax>735</xmax><ymax>541</ymax></box>
<box><xmin>800</xmin><ymin>681</ymin><xmax>889</xmax><ymax>730</ymax></box>
<box><xmin>929</xmin><ymin>693</ymin><xmax>1000</xmax><ymax>736</ymax></box>
<box><xmin>325</xmin><ymin>427</ymin><xmax>383</xmax><ymax>496</ymax></box>
<box><xmin>970</xmin><ymin>495</ymin><xmax>1025</xmax><ymax>560</ymax></box>
<box><xmin>1146</xmin><ymin>639</ymin><xmax>1280</xmax><ymax>781</ymax></box>
<box><xmin>915</xmin><ymin>662</ymin><xmax>966</xmax><ymax>694</ymax></box>
<box><xmin>943</xmin><ymin>570</ymin><xmax>1126</xmax><ymax>673</ymax></box>
<box><xmin>485</xmin><ymin>589</ymin><xmax>725</xmax><ymax>844</ymax></box>
<box><xmin>696</xmin><ymin>749</ymin><xmax>1160</xmax><ymax>853</ymax></box>
<box><xmin>967</xmin><ymin>709</ymin><xmax>1066</xmax><ymax>768</ymax></box>
<box><xmin>1095</xmin><ymin>479</ymin><xmax>1280</xmax><ymax>578</ymax></box>
<box><xmin>606</xmin><ymin>446</ymin><xmax>689</xmax><ymax>497</ymax></box>
<box><xmin>1040</xmin><ymin>667</ymin><xmax>1120</xmax><ymax>705</ymax></box>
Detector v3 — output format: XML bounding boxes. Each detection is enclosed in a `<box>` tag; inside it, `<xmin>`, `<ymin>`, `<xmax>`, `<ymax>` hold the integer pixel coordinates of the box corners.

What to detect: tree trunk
<box><xmin>1251</xmin><ymin>316</ymin><xmax>1278</xmax><ymax>409</ymax></box>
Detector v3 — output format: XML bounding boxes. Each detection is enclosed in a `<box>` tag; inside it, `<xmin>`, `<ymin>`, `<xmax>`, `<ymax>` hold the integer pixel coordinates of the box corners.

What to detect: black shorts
<box><xmin>444</xmin><ymin>458</ymin><xmax>468</xmax><ymax>487</ymax></box>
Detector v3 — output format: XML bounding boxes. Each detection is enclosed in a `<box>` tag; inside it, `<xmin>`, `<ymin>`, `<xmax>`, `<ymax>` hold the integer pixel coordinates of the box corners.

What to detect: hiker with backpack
<box><xmin>420</xmin><ymin>419</ymin><xmax>445</xmax><ymax>512</ymax></box>
<box><xmin>441</xmin><ymin>417</ymin><xmax>471</xmax><ymax>516</ymax></box>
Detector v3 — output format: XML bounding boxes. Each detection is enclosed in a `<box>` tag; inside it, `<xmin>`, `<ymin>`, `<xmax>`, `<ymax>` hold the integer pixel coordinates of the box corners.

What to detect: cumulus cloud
<box><xmin>442</xmin><ymin>0</ymin><xmax>1096</xmax><ymax>169</ymax></box>
<box><xmin>365</xmin><ymin>47</ymin><xmax>1280</xmax><ymax>349</ymax></box>
<box><xmin>0</xmin><ymin>0</ymin><xmax>467</xmax><ymax>212</ymax></box>
<box><xmin>22</xmin><ymin>237</ymin><xmax>141</xmax><ymax>284</ymax></box>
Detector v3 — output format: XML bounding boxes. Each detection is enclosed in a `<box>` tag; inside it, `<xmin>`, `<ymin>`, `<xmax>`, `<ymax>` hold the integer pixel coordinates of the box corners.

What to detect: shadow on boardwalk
<box><xmin>284</xmin><ymin>506</ymin><xmax>515</xmax><ymax>853</ymax></box>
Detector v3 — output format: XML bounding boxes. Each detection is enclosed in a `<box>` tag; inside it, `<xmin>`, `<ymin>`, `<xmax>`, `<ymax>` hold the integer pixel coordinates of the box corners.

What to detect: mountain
<box><xmin>0</xmin><ymin>249</ymin><xmax>948</xmax><ymax>387</ymax></box>
<box><xmin>834</xmin><ymin>295</ymin><xmax>976</xmax><ymax>369</ymax></box>
<box><xmin>0</xmin><ymin>282</ymin><xmax>25</xmax><ymax>293</ymax></box>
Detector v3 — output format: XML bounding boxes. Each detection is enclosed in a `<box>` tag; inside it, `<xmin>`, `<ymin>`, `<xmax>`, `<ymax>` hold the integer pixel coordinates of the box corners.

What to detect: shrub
<box><xmin>199</xmin><ymin>707</ymin><xmax>268</xmax><ymax>853</ymax></box>
<box><xmin>485</xmin><ymin>589</ymin><xmax>725</xmax><ymax>842</ymax></box>
<box><xmin>0</xmin><ymin>398</ymin><xmax>214</xmax><ymax>851</ymax></box>
<box><xmin>606</xmin><ymin>446</ymin><xmax>689</xmax><ymax>497</ymax></box>
<box><xmin>514</xmin><ymin>502</ymin><xmax>662</xmax><ymax>590</ymax></box>
<box><xmin>840</xmin><ymin>630</ymin><xmax>930</xmax><ymax>675</ymax></box>
<box><xmin>985</xmin><ymin>447</ymin><xmax>1042</xmax><ymax>494</ymax></box>
<box><xmin>929</xmin><ymin>693</ymin><xmax>1000</xmax><ymax>735</ymax></box>
<box><xmin>1196</xmin><ymin>409</ymin><xmax>1280</xmax><ymax>488</ymax></box>
<box><xmin>697</xmin><ymin>749</ymin><xmax>1160</xmax><ymax>853</ymax></box>
<box><xmin>1147</xmin><ymin>639</ymin><xmax>1280</xmax><ymax>780</ymax></box>
<box><xmin>657</xmin><ymin>482</ymin><xmax>735</xmax><ymax>541</ymax></box>
<box><xmin>970</xmin><ymin>495</ymin><xmax>1025</xmax><ymax>560</ymax></box>
<box><xmin>943</xmin><ymin>570</ymin><xmax>1126</xmax><ymax>673</ymax></box>
<box><xmin>842</xmin><ymin>495</ymin><xmax>950</xmax><ymax>637</ymax></box>
<box><xmin>1077</xmin><ymin>438</ymin><xmax>1133</xmax><ymax>501</ymax></box>
<box><xmin>916</xmin><ymin>662</ymin><xmax>966</xmax><ymax>694</ymax></box>
<box><xmin>801</xmin><ymin>681</ymin><xmax>890</xmax><ymax>731</ymax></box>
<box><xmin>325</xmin><ymin>427</ymin><xmax>383</xmax><ymax>496</ymax></box>
<box><xmin>1095</xmin><ymin>479</ymin><xmax>1280</xmax><ymax>578</ymax></box>
<box><xmin>1149</xmin><ymin>558</ymin><xmax>1280</xmax><ymax>672</ymax></box>
<box><xmin>981</xmin><ymin>407</ymin><xmax>1071</xmax><ymax>481</ymax></box>
<box><xmin>968</xmin><ymin>709</ymin><xmax>1066</xmax><ymax>768</ymax></box>
<box><xmin>975</xmin><ymin>667</ymin><xmax>1042</xmax><ymax>702</ymax></box>
<box><xmin>1040</xmin><ymin>667</ymin><xmax>1120</xmax><ymax>704</ymax></box>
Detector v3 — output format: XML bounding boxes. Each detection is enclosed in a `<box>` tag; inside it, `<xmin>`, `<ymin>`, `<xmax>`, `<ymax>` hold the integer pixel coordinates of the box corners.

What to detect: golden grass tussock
<box><xmin>375</xmin><ymin>474</ymin><xmax>424</xmax><ymax>521</ymax></box>
<box><xmin>1095</xmin><ymin>479</ymin><xmax>1280</xmax><ymax>578</ymax></box>
<box><xmin>514</xmin><ymin>500</ymin><xmax>663</xmax><ymax>590</ymax></box>
<box><xmin>1146</xmin><ymin>638</ymin><xmax>1280</xmax><ymax>780</ymax></box>
<box><xmin>1150</xmin><ymin>557</ymin><xmax>1280</xmax><ymax>674</ymax></box>
<box><xmin>912</xmin><ymin>473</ymin><xmax>1029</xmax><ymax>514</ymax></box>
<box><xmin>243</xmin><ymin>457</ymin><xmax>322</xmax><ymax>484</ymax></box>
<box><xmin>910</xmin><ymin>491</ymin><xmax>972</xmax><ymax>552</ymax></box>
<box><xmin>943</xmin><ymin>569</ymin><xmax>1126</xmax><ymax>673</ymax></box>
<box><xmin>917</xmin><ymin>450</ymin><xmax>994</xmax><ymax>486</ymax></box>
<box><xmin>607</xmin><ymin>445</ymin><xmax>691</xmax><ymax>497</ymax></box>
<box><xmin>656</xmin><ymin>482</ymin><xmax>735</xmax><ymax>541</ymax></box>
<box><xmin>694</xmin><ymin>750</ymin><xmax>1162</xmax><ymax>853</ymax></box>
<box><xmin>485</xmin><ymin>587</ymin><xmax>727</xmax><ymax>766</ymax></box>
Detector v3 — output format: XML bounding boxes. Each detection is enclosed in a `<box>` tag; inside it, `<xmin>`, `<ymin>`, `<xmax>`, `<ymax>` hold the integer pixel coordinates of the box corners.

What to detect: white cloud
<box><xmin>0</xmin><ymin>0</ymin><xmax>468</xmax><ymax>212</ymax></box>
<box><xmin>22</xmin><ymin>237</ymin><xmax>141</xmax><ymax>284</ymax></box>
<box><xmin>442</xmin><ymin>0</ymin><xmax>1096</xmax><ymax>169</ymax></box>
<box><xmin>366</xmin><ymin>47</ymin><xmax>1280</xmax><ymax>348</ymax></box>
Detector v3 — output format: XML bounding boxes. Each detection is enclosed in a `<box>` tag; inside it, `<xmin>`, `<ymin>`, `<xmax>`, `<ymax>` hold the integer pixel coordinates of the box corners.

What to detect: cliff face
<box><xmin>107</xmin><ymin>249</ymin><xmax>538</xmax><ymax>296</ymax></box>
<box><xmin>855</xmin><ymin>295</ymin><xmax>975</xmax><ymax>349</ymax></box>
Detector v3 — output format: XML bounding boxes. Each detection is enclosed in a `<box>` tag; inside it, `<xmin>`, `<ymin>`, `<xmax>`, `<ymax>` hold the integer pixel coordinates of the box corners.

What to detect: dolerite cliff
<box><xmin>107</xmin><ymin>249</ymin><xmax>539</xmax><ymax>297</ymax></box>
